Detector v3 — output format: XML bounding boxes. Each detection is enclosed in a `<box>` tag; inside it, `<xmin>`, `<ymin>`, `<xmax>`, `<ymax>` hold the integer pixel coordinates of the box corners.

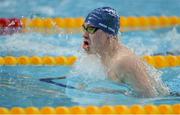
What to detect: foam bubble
<box><xmin>0</xmin><ymin>33</ymin><xmax>80</xmax><ymax>56</ymax></box>
<box><xmin>70</xmin><ymin>53</ymin><xmax>107</xmax><ymax>82</ymax></box>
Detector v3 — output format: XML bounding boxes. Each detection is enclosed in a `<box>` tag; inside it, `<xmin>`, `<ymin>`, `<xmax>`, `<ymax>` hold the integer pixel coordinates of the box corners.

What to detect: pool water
<box><xmin>0</xmin><ymin>0</ymin><xmax>180</xmax><ymax>108</ymax></box>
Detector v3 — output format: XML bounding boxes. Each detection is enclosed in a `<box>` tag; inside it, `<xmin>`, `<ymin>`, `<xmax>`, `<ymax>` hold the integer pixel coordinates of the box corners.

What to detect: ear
<box><xmin>105</xmin><ymin>33</ymin><xmax>109</xmax><ymax>39</ymax></box>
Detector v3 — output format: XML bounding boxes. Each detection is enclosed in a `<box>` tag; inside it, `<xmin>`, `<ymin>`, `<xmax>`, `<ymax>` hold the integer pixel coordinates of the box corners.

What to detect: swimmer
<box><xmin>82</xmin><ymin>7</ymin><xmax>170</xmax><ymax>97</ymax></box>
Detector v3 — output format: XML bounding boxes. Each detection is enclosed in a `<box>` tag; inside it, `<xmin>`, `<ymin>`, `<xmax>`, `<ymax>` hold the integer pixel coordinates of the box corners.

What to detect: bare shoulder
<box><xmin>108</xmin><ymin>54</ymin><xmax>139</xmax><ymax>83</ymax></box>
<box><xmin>116</xmin><ymin>54</ymin><xmax>138</xmax><ymax>66</ymax></box>
<box><xmin>116</xmin><ymin>45</ymin><xmax>141</xmax><ymax>66</ymax></box>
<box><xmin>108</xmin><ymin>46</ymin><xmax>145</xmax><ymax>80</ymax></box>
<box><xmin>115</xmin><ymin>53</ymin><xmax>146</xmax><ymax>75</ymax></box>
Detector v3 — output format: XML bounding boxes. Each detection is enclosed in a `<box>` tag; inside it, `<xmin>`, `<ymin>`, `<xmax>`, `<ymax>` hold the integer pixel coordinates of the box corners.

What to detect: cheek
<box><xmin>93</xmin><ymin>37</ymin><xmax>101</xmax><ymax>47</ymax></box>
<box><xmin>90</xmin><ymin>33</ymin><xmax>106</xmax><ymax>48</ymax></box>
<box><xmin>89</xmin><ymin>35</ymin><xmax>97</xmax><ymax>45</ymax></box>
<box><xmin>96</xmin><ymin>36</ymin><xmax>106</xmax><ymax>46</ymax></box>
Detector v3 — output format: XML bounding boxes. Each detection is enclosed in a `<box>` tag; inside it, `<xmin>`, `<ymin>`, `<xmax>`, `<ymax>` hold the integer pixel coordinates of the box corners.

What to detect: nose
<box><xmin>83</xmin><ymin>31</ymin><xmax>89</xmax><ymax>40</ymax></box>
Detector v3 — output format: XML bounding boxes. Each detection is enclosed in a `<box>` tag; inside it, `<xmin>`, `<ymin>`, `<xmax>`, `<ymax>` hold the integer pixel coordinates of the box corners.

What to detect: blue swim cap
<box><xmin>85</xmin><ymin>7</ymin><xmax>120</xmax><ymax>35</ymax></box>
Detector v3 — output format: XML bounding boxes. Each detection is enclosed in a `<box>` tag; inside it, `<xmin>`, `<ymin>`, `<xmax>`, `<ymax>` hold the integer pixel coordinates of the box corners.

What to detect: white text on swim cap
<box><xmin>99</xmin><ymin>23</ymin><xmax>115</xmax><ymax>33</ymax></box>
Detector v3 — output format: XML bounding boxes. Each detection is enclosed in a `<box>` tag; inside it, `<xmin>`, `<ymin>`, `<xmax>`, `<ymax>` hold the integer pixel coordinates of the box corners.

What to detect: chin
<box><xmin>84</xmin><ymin>50</ymin><xmax>91</xmax><ymax>54</ymax></box>
<box><xmin>83</xmin><ymin>49</ymin><xmax>94</xmax><ymax>54</ymax></box>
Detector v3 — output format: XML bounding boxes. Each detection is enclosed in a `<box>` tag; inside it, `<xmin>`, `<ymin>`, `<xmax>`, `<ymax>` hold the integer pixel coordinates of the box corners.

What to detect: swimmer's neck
<box><xmin>99</xmin><ymin>42</ymin><xmax>122</xmax><ymax>67</ymax></box>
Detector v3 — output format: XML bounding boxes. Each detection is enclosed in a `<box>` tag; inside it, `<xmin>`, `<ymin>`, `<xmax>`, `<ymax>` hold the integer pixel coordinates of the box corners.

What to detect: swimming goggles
<box><xmin>82</xmin><ymin>24</ymin><xmax>99</xmax><ymax>34</ymax></box>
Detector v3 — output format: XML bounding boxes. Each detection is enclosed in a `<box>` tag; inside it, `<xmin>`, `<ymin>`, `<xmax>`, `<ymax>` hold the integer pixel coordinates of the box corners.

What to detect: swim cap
<box><xmin>85</xmin><ymin>7</ymin><xmax>120</xmax><ymax>35</ymax></box>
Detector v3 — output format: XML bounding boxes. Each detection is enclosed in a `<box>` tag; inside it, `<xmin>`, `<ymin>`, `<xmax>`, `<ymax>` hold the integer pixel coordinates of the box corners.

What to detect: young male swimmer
<box><xmin>82</xmin><ymin>7</ymin><xmax>170</xmax><ymax>97</ymax></box>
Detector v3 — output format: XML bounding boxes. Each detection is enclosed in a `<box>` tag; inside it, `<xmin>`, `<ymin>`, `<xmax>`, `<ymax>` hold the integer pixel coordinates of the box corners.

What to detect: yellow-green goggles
<box><xmin>82</xmin><ymin>24</ymin><xmax>99</xmax><ymax>34</ymax></box>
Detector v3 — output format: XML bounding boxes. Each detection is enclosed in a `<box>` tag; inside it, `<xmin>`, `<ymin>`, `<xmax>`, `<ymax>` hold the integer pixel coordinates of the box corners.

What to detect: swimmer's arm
<box><xmin>119</xmin><ymin>56</ymin><xmax>156</xmax><ymax>97</ymax></box>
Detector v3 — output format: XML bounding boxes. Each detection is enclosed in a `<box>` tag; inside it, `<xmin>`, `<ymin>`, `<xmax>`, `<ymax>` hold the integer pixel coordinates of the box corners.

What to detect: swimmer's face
<box><xmin>82</xmin><ymin>23</ymin><xmax>109</xmax><ymax>54</ymax></box>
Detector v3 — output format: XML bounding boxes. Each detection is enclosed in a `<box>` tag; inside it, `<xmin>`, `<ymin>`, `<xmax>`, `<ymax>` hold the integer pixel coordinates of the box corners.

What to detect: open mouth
<box><xmin>83</xmin><ymin>40</ymin><xmax>90</xmax><ymax>51</ymax></box>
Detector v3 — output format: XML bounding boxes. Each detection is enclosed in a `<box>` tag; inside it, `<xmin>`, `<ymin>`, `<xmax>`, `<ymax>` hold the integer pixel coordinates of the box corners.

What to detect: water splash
<box><xmin>0</xmin><ymin>27</ymin><xmax>179</xmax><ymax>106</ymax></box>
<box><xmin>69</xmin><ymin>53</ymin><xmax>107</xmax><ymax>82</ymax></box>
<box><xmin>165</xmin><ymin>28</ymin><xmax>180</xmax><ymax>55</ymax></box>
<box><xmin>124</xmin><ymin>28</ymin><xmax>180</xmax><ymax>55</ymax></box>
<box><xmin>0</xmin><ymin>33</ymin><xmax>80</xmax><ymax>56</ymax></box>
<box><xmin>144</xmin><ymin>63</ymin><xmax>170</xmax><ymax>96</ymax></box>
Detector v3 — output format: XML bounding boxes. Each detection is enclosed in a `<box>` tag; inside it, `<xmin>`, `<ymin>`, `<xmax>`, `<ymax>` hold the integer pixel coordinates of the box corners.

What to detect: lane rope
<box><xmin>0</xmin><ymin>104</ymin><xmax>179</xmax><ymax>114</ymax></box>
<box><xmin>0</xmin><ymin>55</ymin><xmax>179</xmax><ymax>68</ymax></box>
<box><xmin>0</xmin><ymin>16</ymin><xmax>179</xmax><ymax>34</ymax></box>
